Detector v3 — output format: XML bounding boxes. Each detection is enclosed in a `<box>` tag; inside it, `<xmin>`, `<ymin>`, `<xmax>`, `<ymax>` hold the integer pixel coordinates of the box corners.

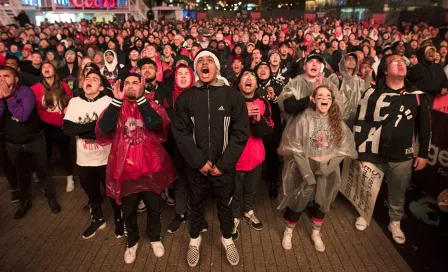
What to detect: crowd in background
<box><xmin>0</xmin><ymin>14</ymin><xmax>447</xmax><ymax>267</ymax></box>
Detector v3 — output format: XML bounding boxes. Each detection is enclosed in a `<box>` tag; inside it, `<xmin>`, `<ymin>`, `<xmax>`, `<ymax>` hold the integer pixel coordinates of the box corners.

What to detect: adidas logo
<box><xmin>218</xmin><ymin>106</ymin><xmax>225</xmax><ymax>111</ymax></box>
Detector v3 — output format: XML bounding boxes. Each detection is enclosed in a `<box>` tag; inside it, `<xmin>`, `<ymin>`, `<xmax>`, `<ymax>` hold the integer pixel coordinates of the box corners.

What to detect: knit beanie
<box><xmin>193</xmin><ymin>49</ymin><xmax>221</xmax><ymax>72</ymax></box>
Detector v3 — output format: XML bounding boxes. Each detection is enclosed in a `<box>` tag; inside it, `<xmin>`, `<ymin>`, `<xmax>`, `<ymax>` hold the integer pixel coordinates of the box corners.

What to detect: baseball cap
<box><xmin>305</xmin><ymin>53</ymin><xmax>324</xmax><ymax>64</ymax></box>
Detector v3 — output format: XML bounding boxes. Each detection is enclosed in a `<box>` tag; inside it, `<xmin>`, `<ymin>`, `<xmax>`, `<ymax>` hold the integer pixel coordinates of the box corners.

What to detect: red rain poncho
<box><xmin>96</xmin><ymin>93</ymin><xmax>178</xmax><ymax>204</ymax></box>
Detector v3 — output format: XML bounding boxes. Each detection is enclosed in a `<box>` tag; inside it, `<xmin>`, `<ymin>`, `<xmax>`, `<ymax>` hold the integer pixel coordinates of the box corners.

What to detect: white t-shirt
<box><xmin>64</xmin><ymin>95</ymin><xmax>112</xmax><ymax>167</ymax></box>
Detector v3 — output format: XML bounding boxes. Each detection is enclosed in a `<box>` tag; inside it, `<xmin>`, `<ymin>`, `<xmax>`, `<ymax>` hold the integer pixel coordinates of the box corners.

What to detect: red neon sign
<box><xmin>71</xmin><ymin>0</ymin><xmax>116</xmax><ymax>8</ymax></box>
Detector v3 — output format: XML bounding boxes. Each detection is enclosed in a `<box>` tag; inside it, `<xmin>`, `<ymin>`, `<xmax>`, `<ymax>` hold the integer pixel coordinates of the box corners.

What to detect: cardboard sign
<box><xmin>339</xmin><ymin>158</ymin><xmax>384</xmax><ymax>225</ymax></box>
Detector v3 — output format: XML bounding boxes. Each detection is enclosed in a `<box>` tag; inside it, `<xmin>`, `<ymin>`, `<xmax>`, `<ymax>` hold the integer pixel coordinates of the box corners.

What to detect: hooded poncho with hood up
<box><xmin>338</xmin><ymin>52</ymin><xmax>372</xmax><ymax>128</ymax></box>
<box><xmin>101</xmin><ymin>50</ymin><xmax>124</xmax><ymax>85</ymax></box>
<box><xmin>408</xmin><ymin>45</ymin><xmax>448</xmax><ymax>99</ymax></box>
<box><xmin>277</xmin><ymin>108</ymin><xmax>357</xmax><ymax>213</ymax></box>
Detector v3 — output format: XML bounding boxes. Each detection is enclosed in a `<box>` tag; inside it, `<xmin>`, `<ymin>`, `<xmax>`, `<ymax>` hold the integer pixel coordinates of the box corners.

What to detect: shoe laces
<box><xmin>152</xmin><ymin>242</ymin><xmax>163</xmax><ymax>250</ymax></box>
<box><xmin>312</xmin><ymin>231</ymin><xmax>323</xmax><ymax>240</ymax></box>
<box><xmin>245</xmin><ymin>211</ymin><xmax>260</xmax><ymax>224</ymax></box>
<box><xmin>389</xmin><ymin>222</ymin><xmax>403</xmax><ymax>235</ymax></box>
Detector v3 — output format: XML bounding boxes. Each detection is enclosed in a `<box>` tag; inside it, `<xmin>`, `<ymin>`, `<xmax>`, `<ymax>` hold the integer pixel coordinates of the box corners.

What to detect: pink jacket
<box><xmin>236</xmin><ymin>96</ymin><xmax>274</xmax><ymax>172</ymax></box>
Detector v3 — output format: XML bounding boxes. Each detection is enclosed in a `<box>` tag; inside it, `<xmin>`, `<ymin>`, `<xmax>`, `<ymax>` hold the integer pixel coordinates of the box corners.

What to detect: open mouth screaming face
<box><xmin>314</xmin><ymin>87</ymin><xmax>333</xmax><ymax>115</ymax></box>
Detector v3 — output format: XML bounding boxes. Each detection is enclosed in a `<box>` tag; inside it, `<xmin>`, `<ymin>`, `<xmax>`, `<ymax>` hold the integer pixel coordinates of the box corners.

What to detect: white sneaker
<box><xmin>221</xmin><ymin>236</ymin><xmax>239</xmax><ymax>266</ymax></box>
<box><xmin>388</xmin><ymin>221</ymin><xmax>406</xmax><ymax>244</ymax></box>
<box><xmin>231</xmin><ymin>218</ymin><xmax>240</xmax><ymax>240</ymax></box>
<box><xmin>151</xmin><ymin>241</ymin><xmax>165</xmax><ymax>257</ymax></box>
<box><xmin>137</xmin><ymin>200</ymin><xmax>146</xmax><ymax>212</ymax></box>
<box><xmin>355</xmin><ymin>217</ymin><xmax>368</xmax><ymax>231</ymax></box>
<box><xmin>282</xmin><ymin>227</ymin><xmax>293</xmax><ymax>250</ymax></box>
<box><xmin>66</xmin><ymin>175</ymin><xmax>75</xmax><ymax>192</ymax></box>
<box><xmin>32</xmin><ymin>172</ymin><xmax>40</xmax><ymax>183</ymax></box>
<box><xmin>187</xmin><ymin>236</ymin><xmax>202</xmax><ymax>267</ymax></box>
<box><xmin>311</xmin><ymin>230</ymin><xmax>325</xmax><ymax>252</ymax></box>
<box><xmin>124</xmin><ymin>242</ymin><xmax>139</xmax><ymax>264</ymax></box>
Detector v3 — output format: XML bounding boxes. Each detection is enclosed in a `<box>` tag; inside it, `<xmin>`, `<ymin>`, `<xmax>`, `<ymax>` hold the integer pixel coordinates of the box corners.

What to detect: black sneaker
<box><xmin>14</xmin><ymin>200</ymin><xmax>32</xmax><ymax>219</ymax></box>
<box><xmin>201</xmin><ymin>219</ymin><xmax>209</xmax><ymax>233</ymax></box>
<box><xmin>82</xmin><ymin>219</ymin><xmax>106</xmax><ymax>239</ymax></box>
<box><xmin>11</xmin><ymin>190</ymin><xmax>21</xmax><ymax>203</ymax></box>
<box><xmin>244</xmin><ymin>210</ymin><xmax>263</xmax><ymax>231</ymax></box>
<box><xmin>115</xmin><ymin>218</ymin><xmax>125</xmax><ymax>238</ymax></box>
<box><xmin>167</xmin><ymin>214</ymin><xmax>186</xmax><ymax>233</ymax></box>
<box><xmin>137</xmin><ymin>200</ymin><xmax>146</xmax><ymax>212</ymax></box>
<box><xmin>48</xmin><ymin>198</ymin><xmax>61</xmax><ymax>213</ymax></box>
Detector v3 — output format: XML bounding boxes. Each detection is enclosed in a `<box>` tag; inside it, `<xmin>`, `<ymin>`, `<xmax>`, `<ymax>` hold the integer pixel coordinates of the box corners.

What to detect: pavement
<box><xmin>0</xmin><ymin>176</ymin><xmax>412</xmax><ymax>272</ymax></box>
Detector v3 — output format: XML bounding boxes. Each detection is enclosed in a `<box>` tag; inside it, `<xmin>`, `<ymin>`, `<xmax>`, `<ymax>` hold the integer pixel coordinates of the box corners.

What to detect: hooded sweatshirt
<box><xmin>408</xmin><ymin>45</ymin><xmax>448</xmax><ymax>99</ymax></box>
<box><xmin>338</xmin><ymin>53</ymin><xmax>372</xmax><ymax>128</ymax></box>
<box><xmin>101</xmin><ymin>50</ymin><xmax>124</xmax><ymax>85</ymax></box>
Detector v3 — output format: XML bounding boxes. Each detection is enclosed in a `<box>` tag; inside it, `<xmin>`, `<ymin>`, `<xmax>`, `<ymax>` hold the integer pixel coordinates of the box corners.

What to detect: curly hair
<box><xmin>43</xmin><ymin>71</ymin><xmax>70</xmax><ymax>111</ymax></box>
<box><xmin>310</xmin><ymin>85</ymin><xmax>343</xmax><ymax>146</ymax></box>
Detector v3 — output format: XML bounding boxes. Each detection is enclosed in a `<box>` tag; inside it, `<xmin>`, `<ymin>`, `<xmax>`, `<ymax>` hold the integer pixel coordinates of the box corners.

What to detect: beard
<box><xmin>125</xmin><ymin>89</ymin><xmax>137</xmax><ymax>99</ymax></box>
<box><xmin>145</xmin><ymin>75</ymin><xmax>156</xmax><ymax>83</ymax></box>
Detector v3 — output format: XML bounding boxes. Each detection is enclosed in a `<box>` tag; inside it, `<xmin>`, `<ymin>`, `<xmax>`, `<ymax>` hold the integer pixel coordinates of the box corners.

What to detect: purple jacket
<box><xmin>1</xmin><ymin>85</ymin><xmax>42</xmax><ymax>144</ymax></box>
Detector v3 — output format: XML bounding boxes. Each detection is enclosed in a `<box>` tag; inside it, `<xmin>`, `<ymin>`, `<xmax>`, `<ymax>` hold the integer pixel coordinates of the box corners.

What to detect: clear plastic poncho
<box><xmin>277</xmin><ymin>108</ymin><xmax>358</xmax><ymax>213</ymax></box>
<box><xmin>277</xmin><ymin>74</ymin><xmax>343</xmax><ymax>121</ymax></box>
<box><xmin>338</xmin><ymin>56</ymin><xmax>371</xmax><ymax>128</ymax></box>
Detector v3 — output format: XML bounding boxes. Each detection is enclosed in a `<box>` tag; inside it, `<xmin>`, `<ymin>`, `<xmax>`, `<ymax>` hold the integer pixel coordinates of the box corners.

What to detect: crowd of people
<box><xmin>0</xmin><ymin>14</ymin><xmax>447</xmax><ymax>267</ymax></box>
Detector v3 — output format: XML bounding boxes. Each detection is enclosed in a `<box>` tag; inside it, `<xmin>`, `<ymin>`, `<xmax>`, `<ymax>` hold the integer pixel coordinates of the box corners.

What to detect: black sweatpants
<box><xmin>187</xmin><ymin>168</ymin><xmax>235</xmax><ymax>239</ymax></box>
<box><xmin>43</xmin><ymin>123</ymin><xmax>73</xmax><ymax>176</ymax></box>
<box><xmin>121</xmin><ymin>191</ymin><xmax>161</xmax><ymax>247</ymax></box>
<box><xmin>233</xmin><ymin>164</ymin><xmax>262</xmax><ymax>217</ymax></box>
<box><xmin>263</xmin><ymin>140</ymin><xmax>281</xmax><ymax>184</ymax></box>
<box><xmin>77</xmin><ymin>165</ymin><xmax>121</xmax><ymax>220</ymax></box>
<box><xmin>5</xmin><ymin>134</ymin><xmax>56</xmax><ymax>200</ymax></box>
<box><xmin>0</xmin><ymin>134</ymin><xmax>18</xmax><ymax>191</ymax></box>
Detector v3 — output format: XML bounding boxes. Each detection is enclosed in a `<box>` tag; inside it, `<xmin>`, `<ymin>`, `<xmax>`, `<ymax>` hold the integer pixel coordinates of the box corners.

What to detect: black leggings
<box><xmin>284</xmin><ymin>202</ymin><xmax>325</xmax><ymax>223</ymax></box>
<box><xmin>43</xmin><ymin>123</ymin><xmax>73</xmax><ymax>176</ymax></box>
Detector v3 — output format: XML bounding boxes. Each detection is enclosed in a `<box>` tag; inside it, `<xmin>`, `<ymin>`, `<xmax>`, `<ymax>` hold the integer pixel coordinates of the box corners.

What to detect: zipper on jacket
<box><xmin>207</xmin><ymin>86</ymin><xmax>211</xmax><ymax>161</ymax></box>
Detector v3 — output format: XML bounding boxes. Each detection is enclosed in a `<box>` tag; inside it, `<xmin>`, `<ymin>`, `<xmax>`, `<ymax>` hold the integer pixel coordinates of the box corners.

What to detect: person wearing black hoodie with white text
<box><xmin>353</xmin><ymin>54</ymin><xmax>431</xmax><ymax>244</ymax></box>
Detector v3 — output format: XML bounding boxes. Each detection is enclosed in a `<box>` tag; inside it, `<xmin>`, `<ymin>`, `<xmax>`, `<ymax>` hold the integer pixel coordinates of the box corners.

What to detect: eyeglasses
<box><xmin>388</xmin><ymin>59</ymin><xmax>406</xmax><ymax>65</ymax></box>
<box><xmin>242</xmin><ymin>73</ymin><xmax>256</xmax><ymax>79</ymax></box>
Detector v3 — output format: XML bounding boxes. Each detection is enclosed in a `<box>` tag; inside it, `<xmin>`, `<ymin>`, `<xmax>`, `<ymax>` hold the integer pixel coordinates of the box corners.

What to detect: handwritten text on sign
<box><xmin>339</xmin><ymin>158</ymin><xmax>384</xmax><ymax>225</ymax></box>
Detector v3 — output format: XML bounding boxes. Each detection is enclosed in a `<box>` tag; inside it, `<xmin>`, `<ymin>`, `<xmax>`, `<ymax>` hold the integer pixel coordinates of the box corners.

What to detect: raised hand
<box><xmin>267</xmin><ymin>87</ymin><xmax>276</xmax><ymax>100</ymax></box>
<box><xmin>136</xmin><ymin>76</ymin><xmax>146</xmax><ymax>98</ymax></box>
<box><xmin>113</xmin><ymin>79</ymin><xmax>125</xmax><ymax>100</ymax></box>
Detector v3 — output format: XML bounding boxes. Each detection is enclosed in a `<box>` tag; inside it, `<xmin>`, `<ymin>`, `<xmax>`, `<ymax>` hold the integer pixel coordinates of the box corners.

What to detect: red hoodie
<box><xmin>31</xmin><ymin>81</ymin><xmax>73</xmax><ymax>127</ymax></box>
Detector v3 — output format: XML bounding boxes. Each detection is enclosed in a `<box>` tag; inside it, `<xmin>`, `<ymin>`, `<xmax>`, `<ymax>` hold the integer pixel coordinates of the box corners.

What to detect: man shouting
<box><xmin>171</xmin><ymin>49</ymin><xmax>249</xmax><ymax>267</ymax></box>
